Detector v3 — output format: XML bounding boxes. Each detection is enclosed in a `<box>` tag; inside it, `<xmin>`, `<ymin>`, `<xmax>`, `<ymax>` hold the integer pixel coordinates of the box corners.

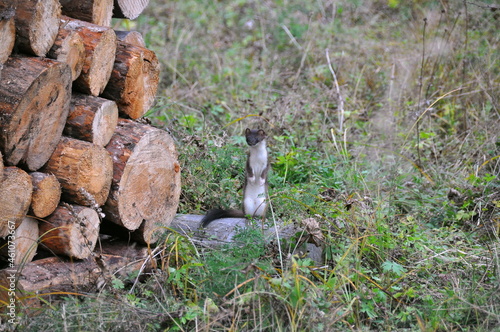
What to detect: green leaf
<box><xmin>381</xmin><ymin>261</ymin><xmax>406</xmax><ymax>276</ymax></box>
<box><xmin>387</xmin><ymin>0</ymin><xmax>400</xmax><ymax>8</ymax></box>
<box><xmin>111</xmin><ymin>278</ymin><xmax>124</xmax><ymax>290</ymax></box>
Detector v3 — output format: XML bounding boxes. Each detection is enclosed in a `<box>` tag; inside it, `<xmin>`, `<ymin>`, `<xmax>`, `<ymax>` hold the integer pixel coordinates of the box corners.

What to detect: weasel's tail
<box><xmin>200</xmin><ymin>209</ymin><xmax>245</xmax><ymax>228</ymax></box>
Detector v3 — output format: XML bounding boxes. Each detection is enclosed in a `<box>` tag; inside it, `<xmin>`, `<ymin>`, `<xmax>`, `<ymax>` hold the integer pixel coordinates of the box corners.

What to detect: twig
<box><xmin>461</xmin><ymin>0</ymin><xmax>470</xmax><ymax>131</ymax></box>
<box><xmin>466</xmin><ymin>1</ymin><xmax>500</xmax><ymax>10</ymax></box>
<box><xmin>268</xmin><ymin>198</ymin><xmax>284</xmax><ymax>271</ymax></box>
<box><xmin>416</xmin><ymin>17</ymin><xmax>428</xmax><ymax>166</ymax></box>
<box><xmin>129</xmin><ymin>246</ymin><xmax>162</xmax><ymax>293</ymax></box>
<box><xmin>325</xmin><ymin>49</ymin><xmax>345</xmax><ymax>132</ymax></box>
<box><xmin>281</xmin><ymin>24</ymin><xmax>302</xmax><ymax>50</ymax></box>
<box><xmin>388</xmin><ymin>63</ymin><xmax>395</xmax><ymax>113</ymax></box>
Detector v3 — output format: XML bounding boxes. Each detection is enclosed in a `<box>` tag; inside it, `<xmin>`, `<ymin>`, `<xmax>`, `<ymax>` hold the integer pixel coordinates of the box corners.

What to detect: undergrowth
<box><xmin>4</xmin><ymin>0</ymin><xmax>500</xmax><ymax>331</ymax></box>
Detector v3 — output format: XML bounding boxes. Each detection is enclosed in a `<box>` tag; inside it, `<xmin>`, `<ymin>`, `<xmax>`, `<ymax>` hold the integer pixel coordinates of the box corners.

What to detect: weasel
<box><xmin>200</xmin><ymin>128</ymin><xmax>269</xmax><ymax>227</ymax></box>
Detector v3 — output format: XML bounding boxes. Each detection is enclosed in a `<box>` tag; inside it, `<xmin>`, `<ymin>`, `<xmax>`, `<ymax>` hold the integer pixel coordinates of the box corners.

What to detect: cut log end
<box><xmin>68</xmin><ymin>18</ymin><xmax>117</xmax><ymax>96</ymax></box>
<box><xmin>15</xmin><ymin>0</ymin><xmax>61</xmax><ymax>56</ymax></box>
<box><xmin>29</xmin><ymin>172</ymin><xmax>62</xmax><ymax>218</ymax></box>
<box><xmin>104</xmin><ymin>119</ymin><xmax>181</xmax><ymax>232</ymax></box>
<box><xmin>64</xmin><ymin>93</ymin><xmax>118</xmax><ymax>147</ymax></box>
<box><xmin>92</xmin><ymin>100</ymin><xmax>119</xmax><ymax>146</ymax></box>
<box><xmin>42</xmin><ymin>137</ymin><xmax>113</xmax><ymax>207</ymax></box>
<box><xmin>0</xmin><ymin>17</ymin><xmax>15</xmax><ymax>65</ymax></box>
<box><xmin>0</xmin><ymin>217</ymin><xmax>39</xmax><ymax>265</ymax></box>
<box><xmin>113</xmin><ymin>0</ymin><xmax>150</xmax><ymax>19</ymax></box>
<box><xmin>0</xmin><ymin>167</ymin><xmax>33</xmax><ymax>238</ymax></box>
<box><xmin>0</xmin><ymin>56</ymin><xmax>72</xmax><ymax>171</ymax></box>
<box><xmin>132</xmin><ymin>164</ymin><xmax>181</xmax><ymax>244</ymax></box>
<box><xmin>102</xmin><ymin>42</ymin><xmax>159</xmax><ymax>119</ymax></box>
<box><xmin>39</xmin><ymin>204</ymin><xmax>100</xmax><ymax>259</ymax></box>
<box><xmin>47</xmin><ymin>18</ymin><xmax>86</xmax><ymax>81</ymax></box>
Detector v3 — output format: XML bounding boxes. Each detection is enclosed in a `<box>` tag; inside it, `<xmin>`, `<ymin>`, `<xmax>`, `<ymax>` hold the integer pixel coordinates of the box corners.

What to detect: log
<box><xmin>96</xmin><ymin>240</ymin><xmax>153</xmax><ymax>262</ymax></box>
<box><xmin>100</xmin><ymin>219</ymin><xmax>164</xmax><ymax>245</ymax></box>
<box><xmin>0</xmin><ymin>56</ymin><xmax>72</xmax><ymax>171</ymax></box>
<box><xmin>64</xmin><ymin>17</ymin><xmax>117</xmax><ymax>96</ymax></box>
<box><xmin>104</xmin><ymin>119</ymin><xmax>181</xmax><ymax>237</ymax></box>
<box><xmin>14</xmin><ymin>0</ymin><xmax>61</xmax><ymax>56</ymax></box>
<box><xmin>101</xmin><ymin>41</ymin><xmax>159</xmax><ymax>119</ymax></box>
<box><xmin>29</xmin><ymin>172</ymin><xmax>61</xmax><ymax>219</ymax></box>
<box><xmin>47</xmin><ymin>16</ymin><xmax>86</xmax><ymax>81</ymax></box>
<box><xmin>59</xmin><ymin>0</ymin><xmax>114</xmax><ymax>27</ymax></box>
<box><xmin>115</xmin><ymin>30</ymin><xmax>146</xmax><ymax>47</ymax></box>
<box><xmin>113</xmin><ymin>0</ymin><xmax>150</xmax><ymax>20</ymax></box>
<box><xmin>64</xmin><ymin>93</ymin><xmax>118</xmax><ymax>147</ymax></box>
<box><xmin>42</xmin><ymin>137</ymin><xmax>113</xmax><ymax>207</ymax></box>
<box><xmin>0</xmin><ymin>217</ymin><xmax>39</xmax><ymax>266</ymax></box>
<box><xmin>0</xmin><ymin>244</ymin><xmax>152</xmax><ymax>306</ymax></box>
<box><xmin>0</xmin><ymin>167</ymin><xmax>33</xmax><ymax>238</ymax></box>
<box><xmin>39</xmin><ymin>204</ymin><xmax>100</xmax><ymax>259</ymax></box>
<box><xmin>0</xmin><ymin>3</ymin><xmax>15</xmax><ymax>66</ymax></box>
<box><xmin>131</xmin><ymin>218</ymin><xmax>165</xmax><ymax>244</ymax></box>
<box><xmin>0</xmin><ymin>3</ymin><xmax>15</xmax><ymax>20</ymax></box>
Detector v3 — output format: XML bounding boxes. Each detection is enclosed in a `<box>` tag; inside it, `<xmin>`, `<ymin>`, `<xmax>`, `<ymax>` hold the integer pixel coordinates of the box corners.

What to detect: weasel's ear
<box><xmin>258</xmin><ymin>129</ymin><xmax>266</xmax><ymax>136</ymax></box>
<box><xmin>245</xmin><ymin>128</ymin><xmax>251</xmax><ymax>135</ymax></box>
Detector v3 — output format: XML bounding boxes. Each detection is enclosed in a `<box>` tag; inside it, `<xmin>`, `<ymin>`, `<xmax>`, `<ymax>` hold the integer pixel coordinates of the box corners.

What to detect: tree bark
<box><xmin>29</xmin><ymin>172</ymin><xmax>62</xmax><ymax>219</ymax></box>
<box><xmin>0</xmin><ymin>56</ymin><xmax>72</xmax><ymax>171</ymax></box>
<box><xmin>0</xmin><ymin>167</ymin><xmax>33</xmax><ymax>238</ymax></box>
<box><xmin>115</xmin><ymin>30</ymin><xmax>145</xmax><ymax>47</ymax></box>
<box><xmin>59</xmin><ymin>0</ymin><xmax>114</xmax><ymax>27</ymax></box>
<box><xmin>113</xmin><ymin>0</ymin><xmax>150</xmax><ymax>20</ymax></box>
<box><xmin>42</xmin><ymin>137</ymin><xmax>113</xmax><ymax>207</ymax></box>
<box><xmin>0</xmin><ymin>2</ymin><xmax>15</xmax><ymax>66</ymax></box>
<box><xmin>104</xmin><ymin>119</ymin><xmax>181</xmax><ymax>236</ymax></box>
<box><xmin>101</xmin><ymin>41</ymin><xmax>159</xmax><ymax>119</ymax></box>
<box><xmin>39</xmin><ymin>204</ymin><xmax>100</xmax><ymax>260</ymax></box>
<box><xmin>0</xmin><ymin>217</ymin><xmax>39</xmax><ymax>265</ymax></box>
<box><xmin>64</xmin><ymin>93</ymin><xmax>118</xmax><ymax>147</ymax></box>
<box><xmin>47</xmin><ymin>16</ymin><xmax>86</xmax><ymax>81</ymax></box>
<box><xmin>64</xmin><ymin>17</ymin><xmax>117</xmax><ymax>96</ymax></box>
<box><xmin>14</xmin><ymin>0</ymin><xmax>61</xmax><ymax>56</ymax></box>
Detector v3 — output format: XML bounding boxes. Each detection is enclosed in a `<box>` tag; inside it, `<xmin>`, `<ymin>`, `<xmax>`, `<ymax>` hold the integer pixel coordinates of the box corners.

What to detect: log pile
<box><xmin>0</xmin><ymin>0</ymin><xmax>180</xmax><ymax>305</ymax></box>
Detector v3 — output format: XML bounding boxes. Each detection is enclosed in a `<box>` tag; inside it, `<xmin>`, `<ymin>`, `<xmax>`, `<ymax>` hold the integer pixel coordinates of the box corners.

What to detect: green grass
<box><xmin>6</xmin><ymin>0</ymin><xmax>500</xmax><ymax>331</ymax></box>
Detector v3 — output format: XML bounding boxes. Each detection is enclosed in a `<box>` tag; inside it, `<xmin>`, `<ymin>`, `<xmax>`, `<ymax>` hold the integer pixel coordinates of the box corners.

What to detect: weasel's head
<box><xmin>245</xmin><ymin>128</ymin><xmax>266</xmax><ymax>146</ymax></box>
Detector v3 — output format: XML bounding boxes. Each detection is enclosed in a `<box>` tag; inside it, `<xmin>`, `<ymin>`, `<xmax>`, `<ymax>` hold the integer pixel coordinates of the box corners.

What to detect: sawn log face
<box><xmin>104</xmin><ymin>119</ymin><xmax>181</xmax><ymax>239</ymax></box>
<box><xmin>42</xmin><ymin>137</ymin><xmax>113</xmax><ymax>207</ymax></box>
<box><xmin>0</xmin><ymin>56</ymin><xmax>72</xmax><ymax>171</ymax></box>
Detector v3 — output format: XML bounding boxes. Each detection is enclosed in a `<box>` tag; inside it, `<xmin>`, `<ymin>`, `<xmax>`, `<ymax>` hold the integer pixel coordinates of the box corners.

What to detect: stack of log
<box><xmin>0</xmin><ymin>0</ymin><xmax>180</xmax><ymax>300</ymax></box>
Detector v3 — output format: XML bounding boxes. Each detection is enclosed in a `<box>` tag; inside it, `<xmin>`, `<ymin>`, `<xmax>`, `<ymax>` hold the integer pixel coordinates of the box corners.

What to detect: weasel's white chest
<box><xmin>244</xmin><ymin>183</ymin><xmax>267</xmax><ymax>217</ymax></box>
<box><xmin>247</xmin><ymin>141</ymin><xmax>268</xmax><ymax>185</ymax></box>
